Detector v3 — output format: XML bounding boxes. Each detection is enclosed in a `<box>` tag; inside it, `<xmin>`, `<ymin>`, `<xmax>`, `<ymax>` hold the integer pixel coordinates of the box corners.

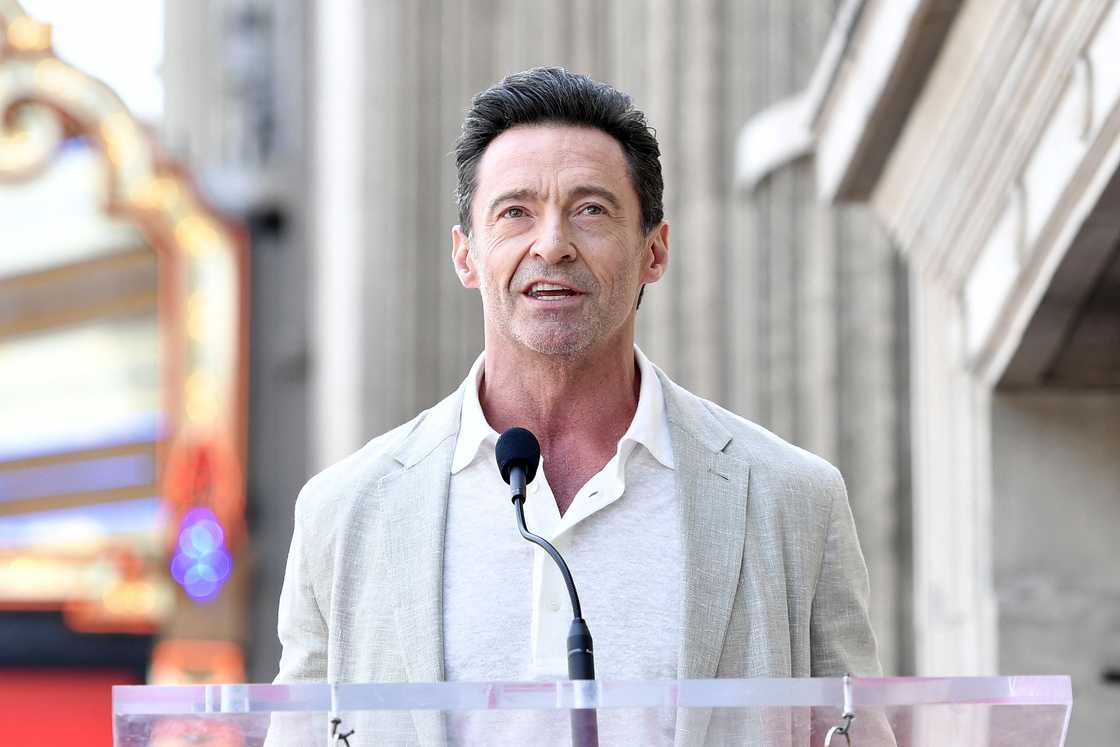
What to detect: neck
<box><xmin>479</xmin><ymin>337</ymin><xmax>639</xmax><ymax>446</ymax></box>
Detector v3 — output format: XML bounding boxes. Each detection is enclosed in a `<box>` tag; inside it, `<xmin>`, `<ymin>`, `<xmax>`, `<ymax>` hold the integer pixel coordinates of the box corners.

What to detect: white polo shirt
<box><xmin>442</xmin><ymin>347</ymin><xmax>682</xmax><ymax>742</ymax></box>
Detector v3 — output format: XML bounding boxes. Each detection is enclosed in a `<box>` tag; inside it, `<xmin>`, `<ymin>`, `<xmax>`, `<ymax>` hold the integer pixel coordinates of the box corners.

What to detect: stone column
<box><xmin>736</xmin><ymin>1</ymin><xmax>912</xmax><ymax>674</ymax></box>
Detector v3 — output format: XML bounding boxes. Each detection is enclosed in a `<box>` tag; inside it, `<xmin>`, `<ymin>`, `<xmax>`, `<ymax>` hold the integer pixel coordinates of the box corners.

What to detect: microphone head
<box><xmin>495</xmin><ymin>427</ymin><xmax>541</xmax><ymax>485</ymax></box>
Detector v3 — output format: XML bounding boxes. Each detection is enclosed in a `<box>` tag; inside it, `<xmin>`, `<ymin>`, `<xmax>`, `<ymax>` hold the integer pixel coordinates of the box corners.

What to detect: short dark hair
<box><xmin>454</xmin><ymin>67</ymin><xmax>664</xmax><ymax>237</ymax></box>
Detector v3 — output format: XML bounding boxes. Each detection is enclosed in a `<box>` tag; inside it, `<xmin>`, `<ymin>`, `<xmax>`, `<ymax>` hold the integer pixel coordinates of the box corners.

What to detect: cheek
<box><xmin>579</xmin><ymin>235</ymin><xmax>645</xmax><ymax>284</ymax></box>
<box><xmin>477</xmin><ymin>239</ymin><xmax>522</xmax><ymax>284</ymax></box>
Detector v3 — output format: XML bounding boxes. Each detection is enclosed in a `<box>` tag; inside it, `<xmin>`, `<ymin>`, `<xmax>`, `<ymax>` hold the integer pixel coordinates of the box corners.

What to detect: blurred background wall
<box><xmin>159</xmin><ymin>0</ymin><xmax>910</xmax><ymax>684</ymax></box>
<box><xmin>2</xmin><ymin>0</ymin><xmax>1118</xmax><ymax>743</ymax></box>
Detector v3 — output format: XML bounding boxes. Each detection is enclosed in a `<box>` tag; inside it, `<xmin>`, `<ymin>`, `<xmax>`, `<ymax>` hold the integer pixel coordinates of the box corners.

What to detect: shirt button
<box><xmin>549</xmin><ymin>598</ymin><xmax>562</xmax><ymax>612</ymax></box>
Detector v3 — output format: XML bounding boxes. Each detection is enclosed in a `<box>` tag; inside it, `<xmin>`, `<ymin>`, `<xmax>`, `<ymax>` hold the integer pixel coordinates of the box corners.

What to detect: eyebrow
<box><xmin>570</xmin><ymin>186</ymin><xmax>622</xmax><ymax>210</ymax></box>
<box><xmin>486</xmin><ymin>185</ymin><xmax>623</xmax><ymax>215</ymax></box>
<box><xmin>487</xmin><ymin>188</ymin><xmax>537</xmax><ymax>216</ymax></box>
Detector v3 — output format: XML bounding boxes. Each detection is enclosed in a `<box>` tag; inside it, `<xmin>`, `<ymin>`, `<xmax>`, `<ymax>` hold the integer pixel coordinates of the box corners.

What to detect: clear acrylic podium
<box><xmin>113</xmin><ymin>676</ymin><xmax>1071</xmax><ymax>746</ymax></box>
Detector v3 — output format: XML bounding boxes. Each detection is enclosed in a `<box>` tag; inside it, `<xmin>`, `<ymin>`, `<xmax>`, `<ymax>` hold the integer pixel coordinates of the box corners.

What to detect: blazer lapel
<box><xmin>381</xmin><ymin>447</ymin><xmax>452</xmax><ymax>747</ymax></box>
<box><xmin>382</xmin><ymin>443</ymin><xmax>454</xmax><ymax>684</ymax></box>
<box><xmin>676</xmin><ymin>443</ymin><xmax>750</xmax><ymax>680</ymax></box>
<box><xmin>656</xmin><ymin>370</ymin><xmax>751</xmax><ymax>681</ymax></box>
<box><xmin>379</xmin><ymin>392</ymin><xmax>464</xmax><ymax>747</ymax></box>
<box><xmin>375</xmin><ymin>389</ymin><xmax>464</xmax><ymax>685</ymax></box>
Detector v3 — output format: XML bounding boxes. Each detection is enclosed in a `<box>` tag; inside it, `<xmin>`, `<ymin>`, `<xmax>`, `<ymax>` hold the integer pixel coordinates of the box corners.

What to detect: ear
<box><xmin>639</xmin><ymin>221</ymin><xmax>669</xmax><ymax>284</ymax></box>
<box><xmin>451</xmin><ymin>225</ymin><xmax>480</xmax><ymax>289</ymax></box>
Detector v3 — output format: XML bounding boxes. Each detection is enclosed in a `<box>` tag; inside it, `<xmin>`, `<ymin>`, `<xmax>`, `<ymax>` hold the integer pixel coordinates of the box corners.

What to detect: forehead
<box><xmin>473</xmin><ymin>124</ymin><xmax>635</xmax><ymax>199</ymax></box>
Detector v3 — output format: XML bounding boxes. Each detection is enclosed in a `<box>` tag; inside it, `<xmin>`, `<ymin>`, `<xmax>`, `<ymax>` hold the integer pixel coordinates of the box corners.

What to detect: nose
<box><xmin>530</xmin><ymin>213</ymin><xmax>577</xmax><ymax>264</ymax></box>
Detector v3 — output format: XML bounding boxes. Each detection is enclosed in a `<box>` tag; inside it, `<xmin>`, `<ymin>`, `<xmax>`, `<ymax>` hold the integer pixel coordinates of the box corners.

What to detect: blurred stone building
<box><xmin>161</xmin><ymin>0</ymin><xmax>1118</xmax><ymax>742</ymax></box>
<box><xmin>806</xmin><ymin>1</ymin><xmax>1120</xmax><ymax>743</ymax></box>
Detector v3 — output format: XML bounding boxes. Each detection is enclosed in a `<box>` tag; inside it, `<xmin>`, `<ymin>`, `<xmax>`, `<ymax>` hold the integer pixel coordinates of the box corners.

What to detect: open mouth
<box><xmin>525</xmin><ymin>282</ymin><xmax>581</xmax><ymax>301</ymax></box>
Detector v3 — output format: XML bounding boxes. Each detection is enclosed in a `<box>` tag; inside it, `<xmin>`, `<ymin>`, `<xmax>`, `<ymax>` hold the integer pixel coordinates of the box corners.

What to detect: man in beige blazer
<box><xmin>275</xmin><ymin>67</ymin><xmax>881</xmax><ymax>745</ymax></box>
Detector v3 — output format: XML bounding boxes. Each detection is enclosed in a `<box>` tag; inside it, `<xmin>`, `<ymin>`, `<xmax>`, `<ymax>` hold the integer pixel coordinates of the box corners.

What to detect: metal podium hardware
<box><xmin>823</xmin><ymin>673</ymin><xmax>855</xmax><ymax>746</ymax></box>
<box><xmin>329</xmin><ymin>683</ymin><xmax>355</xmax><ymax>746</ymax></box>
<box><xmin>330</xmin><ymin>717</ymin><xmax>355</xmax><ymax>746</ymax></box>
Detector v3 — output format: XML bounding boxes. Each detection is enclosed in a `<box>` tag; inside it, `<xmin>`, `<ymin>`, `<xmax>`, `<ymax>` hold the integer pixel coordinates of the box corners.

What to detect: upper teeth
<box><xmin>532</xmin><ymin>283</ymin><xmax>569</xmax><ymax>293</ymax></box>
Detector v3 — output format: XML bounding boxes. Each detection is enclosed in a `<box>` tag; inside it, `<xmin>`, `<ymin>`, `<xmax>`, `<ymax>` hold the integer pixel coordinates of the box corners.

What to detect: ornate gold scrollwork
<box><xmin>0</xmin><ymin>9</ymin><xmax>62</xmax><ymax>179</ymax></box>
<box><xmin>1</xmin><ymin>1</ymin><xmax>251</xmax><ymax>679</ymax></box>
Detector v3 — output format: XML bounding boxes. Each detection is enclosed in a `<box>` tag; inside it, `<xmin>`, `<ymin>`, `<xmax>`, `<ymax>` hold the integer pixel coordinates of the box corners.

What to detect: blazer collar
<box><xmin>656</xmin><ymin>366</ymin><xmax>734</xmax><ymax>455</ymax></box>
<box><xmin>391</xmin><ymin>380</ymin><xmax>468</xmax><ymax>469</ymax></box>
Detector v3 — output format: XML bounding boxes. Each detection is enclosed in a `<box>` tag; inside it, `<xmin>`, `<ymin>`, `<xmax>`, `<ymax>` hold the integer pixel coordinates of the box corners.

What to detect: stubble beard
<box><xmin>472</xmin><ymin>243</ymin><xmax>642</xmax><ymax>359</ymax></box>
<box><xmin>481</xmin><ymin>282</ymin><xmax>604</xmax><ymax>357</ymax></box>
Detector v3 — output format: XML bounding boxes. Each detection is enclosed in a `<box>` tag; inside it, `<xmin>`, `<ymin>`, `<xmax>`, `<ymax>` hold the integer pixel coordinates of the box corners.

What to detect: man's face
<box><xmin>452</xmin><ymin>124</ymin><xmax>668</xmax><ymax>358</ymax></box>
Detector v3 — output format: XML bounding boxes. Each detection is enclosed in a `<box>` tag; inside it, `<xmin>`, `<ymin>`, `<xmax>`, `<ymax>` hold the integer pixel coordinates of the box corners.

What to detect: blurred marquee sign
<box><xmin>0</xmin><ymin>2</ymin><xmax>250</xmax><ymax>682</ymax></box>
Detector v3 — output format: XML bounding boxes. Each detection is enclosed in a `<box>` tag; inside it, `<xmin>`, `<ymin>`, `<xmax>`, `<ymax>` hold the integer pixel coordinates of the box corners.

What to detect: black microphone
<box><xmin>496</xmin><ymin>426</ymin><xmax>540</xmax><ymax>502</ymax></box>
<box><xmin>495</xmin><ymin>427</ymin><xmax>598</xmax><ymax>747</ymax></box>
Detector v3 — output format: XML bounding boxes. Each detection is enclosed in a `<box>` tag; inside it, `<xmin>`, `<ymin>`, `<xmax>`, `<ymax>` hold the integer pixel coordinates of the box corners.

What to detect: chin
<box><xmin>512</xmin><ymin>324</ymin><xmax>596</xmax><ymax>357</ymax></box>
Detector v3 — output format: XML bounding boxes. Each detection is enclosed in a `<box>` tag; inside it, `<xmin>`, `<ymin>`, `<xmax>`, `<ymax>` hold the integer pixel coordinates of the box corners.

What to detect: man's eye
<box><xmin>580</xmin><ymin>204</ymin><xmax>605</xmax><ymax>216</ymax></box>
<box><xmin>501</xmin><ymin>206</ymin><xmax>527</xmax><ymax>219</ymax></box>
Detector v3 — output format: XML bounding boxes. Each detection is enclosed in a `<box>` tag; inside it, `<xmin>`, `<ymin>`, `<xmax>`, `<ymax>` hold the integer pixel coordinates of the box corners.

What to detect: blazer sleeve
<box><xmin>274</xmin><ymin>490</ymin><xmax>329</xmax><ymax>683</ymax></box>
<box><xmin>809</xmin><ymin>471</ymin><xmax>883</xmax><ymax>677</ymax></box>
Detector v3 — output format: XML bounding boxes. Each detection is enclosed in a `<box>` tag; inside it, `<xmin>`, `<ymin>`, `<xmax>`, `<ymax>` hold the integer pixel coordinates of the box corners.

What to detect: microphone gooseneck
<box><xmin>512</xmin><ymin>497</ymin><xmax>584</xmax><ymax>620</ymax></box>
<box><xmin>495</xmin><ymin>427</ymin><xmax>595</xmax><ymax>674</ymax></box>
<box><xmin>495</xmin><ymin>426</ymin><xmax>599</xmax><ymax>747</ymax></box>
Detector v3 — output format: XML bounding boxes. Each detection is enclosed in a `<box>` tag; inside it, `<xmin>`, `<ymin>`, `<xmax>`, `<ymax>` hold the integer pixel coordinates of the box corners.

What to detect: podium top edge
<box><xmin>110</xmin><ymin>676</ymin><xmax>1073</xmax><ymax>715</ymax></box>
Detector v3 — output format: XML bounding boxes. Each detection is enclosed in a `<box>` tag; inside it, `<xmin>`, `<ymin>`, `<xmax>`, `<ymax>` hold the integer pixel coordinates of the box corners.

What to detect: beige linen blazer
<box><xmin>274</xmin><ymin>366</ymin><xmax>882</xmax><ymax>745</ymax></box>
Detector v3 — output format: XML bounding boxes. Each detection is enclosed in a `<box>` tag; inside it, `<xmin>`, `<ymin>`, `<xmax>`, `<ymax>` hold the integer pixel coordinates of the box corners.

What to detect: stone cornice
<box><xmin>877</xmin><ymin>0</ymin><xmax>1109</xmax><ymax>289</ymax></box>
<box><xmin>735</xmin><ymin>0</ymin><xmax>866</xmax><ymax>191</ymax></box>
<box><xmin>813</xmin><ymin>0</ymin><xmax>1117</xmax><ymax>287</ymax></box>
<box><xmin>812</xmin><ymin>0</ymin><xmax>961</xmax><ymax>203</ymax></box>
<box><xmin>831</xmin><ymin>0</ymin><xmax>1120</xmax><ymax>380</ymax></box>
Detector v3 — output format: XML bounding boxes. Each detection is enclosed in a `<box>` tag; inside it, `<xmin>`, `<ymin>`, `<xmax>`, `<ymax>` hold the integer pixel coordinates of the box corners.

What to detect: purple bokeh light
<box><xmin>170</xmin><ymin>507</ymin><xmax>232</xmax><ymax>601</ymax></box>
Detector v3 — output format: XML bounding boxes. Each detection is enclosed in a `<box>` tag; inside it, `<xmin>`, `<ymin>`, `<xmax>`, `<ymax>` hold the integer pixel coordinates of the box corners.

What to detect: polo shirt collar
<box><xmin>450</xmin><ymin>346</ymin><xmax>674</xmax><ymax>474</ymax></box>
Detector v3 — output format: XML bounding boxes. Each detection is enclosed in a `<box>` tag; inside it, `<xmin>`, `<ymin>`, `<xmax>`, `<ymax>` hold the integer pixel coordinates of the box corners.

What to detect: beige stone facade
<box><xmin>812</xmin><ymin>0</ymin><xmax>1120</xmax><ymax>741</ymax></box>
